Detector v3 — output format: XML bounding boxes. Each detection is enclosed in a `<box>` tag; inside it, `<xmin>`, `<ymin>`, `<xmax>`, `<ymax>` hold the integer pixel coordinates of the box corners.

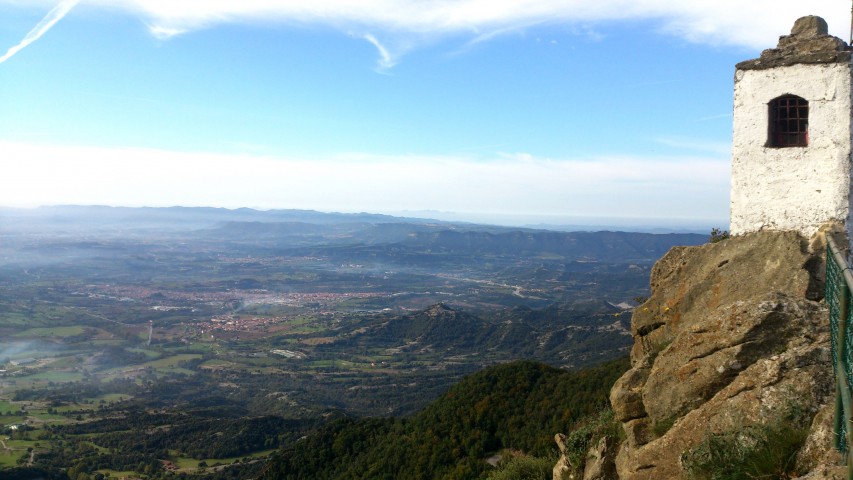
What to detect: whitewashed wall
<box><xmin>730</xmin><ymin>61</ymin><xmax>853</xmax><ymax>238</ymax></box>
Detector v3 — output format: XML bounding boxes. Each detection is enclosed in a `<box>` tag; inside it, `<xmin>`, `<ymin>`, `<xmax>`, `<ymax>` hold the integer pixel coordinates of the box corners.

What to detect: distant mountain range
<box><xmin>0</xmin><ymin>205</ymin><xmax>436</xmax><ymax>232</ymax></box>
<box><xmin>0</xmin><ymin>205</ymin><xmax>707</xmax><ymax>268</ymax></box>
<box><xmin>0</xmin><ymin>205</ymin><xmax>715</xmax><ymax>234</ymax></box>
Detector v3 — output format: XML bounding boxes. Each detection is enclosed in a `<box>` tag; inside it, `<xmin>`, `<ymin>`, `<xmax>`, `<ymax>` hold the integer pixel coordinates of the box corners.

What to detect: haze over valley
<box><xmin>0</xmin><ymin>206</ymin><xmax>704</xmax><ymax>477</ymax></box>
<box><xmin>2</xmin><ymin>1</ymin><xmax>838</xmax><ymax>477</ymax></box>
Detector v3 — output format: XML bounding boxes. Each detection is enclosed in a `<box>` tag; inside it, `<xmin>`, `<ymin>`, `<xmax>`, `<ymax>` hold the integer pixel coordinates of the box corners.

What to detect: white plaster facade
<box><xmin>731</xmin><ymin>62</ymin><xmax>853</xmax><ymax>238</ymax></box>
<box><xmin>730</xmin><ymin>17</ymin><xmax>853</xmax><ymax>239</ymax></box>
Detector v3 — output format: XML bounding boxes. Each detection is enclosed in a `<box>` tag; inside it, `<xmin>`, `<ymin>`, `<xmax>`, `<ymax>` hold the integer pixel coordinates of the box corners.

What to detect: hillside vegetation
<box><xmin>262</xmin><ymin>357</ymin><xmax>629</xmax><ymax>480</ymax></box>
<box><xmin>0</xmin><ymin>207</ymin><xmax>697</xmax><ymax>478</ymax></box>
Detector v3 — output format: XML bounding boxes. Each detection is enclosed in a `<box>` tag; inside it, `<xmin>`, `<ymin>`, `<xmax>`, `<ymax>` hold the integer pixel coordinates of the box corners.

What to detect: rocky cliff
<box><xmin>560</xmin><ymin>231</ymin><xmax>846</xmax><ymax>479</ymax></box>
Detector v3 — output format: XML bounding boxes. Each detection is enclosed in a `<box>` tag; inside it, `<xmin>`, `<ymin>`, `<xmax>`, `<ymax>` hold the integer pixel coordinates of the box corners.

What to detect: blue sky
<box><xmin>0</xmin><ymin>1</ymin><xmax>849</xmax><ymax>228</ymax></box>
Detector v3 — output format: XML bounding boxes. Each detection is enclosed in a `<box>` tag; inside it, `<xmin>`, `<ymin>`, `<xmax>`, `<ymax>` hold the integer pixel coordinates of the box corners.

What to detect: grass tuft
<box><xmin>681</xmin><ymin>420</ymin><xmax>808</xmax><ymax>480</ymax></box>
<box><xmin>486</xmin><ymin>455</ymin><xmax>553</xmax><ymax>480</ymax></box>
<box><xmin>562</xmin><ymin>407</ymin><xmax>620</xmax><ymax>476</ymax></box>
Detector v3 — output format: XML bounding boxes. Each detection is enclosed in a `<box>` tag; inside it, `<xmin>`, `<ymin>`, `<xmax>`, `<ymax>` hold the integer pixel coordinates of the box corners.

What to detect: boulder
<box><xmin>583</xmin><ymin>436</ymin><xmax>618</xmax><ymax>480</ymax></box>
<box><xmin>553</xmin><ymin>433</ymin><xmax>573</xmax><ymax>480</ymax></box>
<box><xmin>608</xmin><ymin>231</ymin><xmax>835</xmax><ymax>479</ymax></box>
<box><xmin>609</xmin><ymin>366</ymin><xmax>649</xmax><ymax>423</ymax></box>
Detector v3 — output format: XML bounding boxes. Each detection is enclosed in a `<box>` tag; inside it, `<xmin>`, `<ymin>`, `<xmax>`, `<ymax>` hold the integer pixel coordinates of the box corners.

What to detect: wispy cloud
<box><xmin>465</xmin><ymin>21</ymin><xmax>541</xmax><ymax>47</ymax></box>
<box><xmin>695</xmin><ymin>113</ymin><xmax>733</xmax><ymax>123</ymax></box>
<box><xmin>95</xmin><ymin>0</ymin><xmax>850</xmax><ymax>49</ymax></box>
<box><xmin>147</xmin><ymin>24</ymin><xmax>187</xmax><ymax>40</ymax></box>
<box><xmin>654</xmin><ymin>136</ymin><xmax>731</xmax><ymax>155</ymax></box>
<box><xmin>1</xmin><ymin>1</ymin><xmax>848</xmax><ymax>68</ymax></box>
<box><xmin>0</xmin><ymin>0</ymin><xmax>79</xmax><ymax>64</ymax></box>
<box><xmin>363</xmin><ymin>33</ymin><xmax>395</xmax><ymax>71</ymax></box>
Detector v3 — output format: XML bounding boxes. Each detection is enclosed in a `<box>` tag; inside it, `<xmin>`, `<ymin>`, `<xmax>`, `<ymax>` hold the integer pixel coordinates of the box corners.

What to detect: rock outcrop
<box><xmin>602</xmin><ymin>231</ymin><xmax>839</xmax><ymax>479</ymax></box>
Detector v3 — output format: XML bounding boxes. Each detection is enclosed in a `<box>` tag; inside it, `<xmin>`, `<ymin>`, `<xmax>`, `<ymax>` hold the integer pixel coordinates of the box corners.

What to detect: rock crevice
<box><xmin>602</xmin><ymin>231</ymin><xmax>839</xmax><ymax>479</ymax></box>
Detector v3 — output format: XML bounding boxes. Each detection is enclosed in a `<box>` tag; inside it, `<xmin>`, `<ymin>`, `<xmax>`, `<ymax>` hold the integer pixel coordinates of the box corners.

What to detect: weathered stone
<box><xmin>553</xmin><ymin>433</ymin><xmax>576</xmax><ymax>480</ymax></box>
<box><xmin>793</xmin><ymin>465</ymin><xmax>848</xmax><ymax>480</ymax></box>
<box><xmin>737</xmin><ymin>16</ymin><xmax>850</xmax><ymax>71</ymax></box>
<box><xmin>791</xmin><ymin>16</ymin><xmax>828</xmax><ymax>38</ymax></box>
<box><xmin>609</xmin><ymin>367</ymin><xmax>649</xmax><ymax>422</ymax></box>
<box><xmin>609</xmin><ymin>231</ymin><xmax>835</xmax><ymax>479</ymax></box>
<box><xmin>583</xmin><ymin>436</ymin><xmax>618</xmax><ymax>480</ymax></box>
<box><xmin>642</xmin><ymin>293</ymin><xmax>816</xmax><ymax>425</ymax></box>
<box><xmin>630</xmin><ymin>230</ymin><xmax>817</xmax><ymax>366</ymax></box>
<box><xmin>794</xmin><ymin>402</ymin><xmax>846</xmax><ymax>477</ymax></box>
<box><xmin>621</xmin><ymin>324</ymin><xmax>831</xmax><ymax>479</ymax></box>
<box><xmin>622</xmin><ymin>418</ymin><xmax>651</xmax><ymax>449</ymax></box>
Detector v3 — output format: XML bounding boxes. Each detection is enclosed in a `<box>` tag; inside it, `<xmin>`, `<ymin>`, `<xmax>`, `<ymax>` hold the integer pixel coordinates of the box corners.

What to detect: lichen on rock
<box><xmin>605</xmin><ymin>231</ymin><xmax>835</xmax><ymax>479</ymax></box>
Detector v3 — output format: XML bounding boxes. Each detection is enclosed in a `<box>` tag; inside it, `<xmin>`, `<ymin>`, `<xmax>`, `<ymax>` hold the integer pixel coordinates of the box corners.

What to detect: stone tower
<box><xmin>730</xmin><ymin>16</ymin><xmax>853</xmax><ymax>239</ymax></box>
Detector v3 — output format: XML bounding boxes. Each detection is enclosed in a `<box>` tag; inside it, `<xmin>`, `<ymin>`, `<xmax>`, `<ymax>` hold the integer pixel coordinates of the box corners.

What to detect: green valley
<box><xmin>0</xmin><ymin>206</ymin><xmax>703</xmax><ymax>479</ymax></box>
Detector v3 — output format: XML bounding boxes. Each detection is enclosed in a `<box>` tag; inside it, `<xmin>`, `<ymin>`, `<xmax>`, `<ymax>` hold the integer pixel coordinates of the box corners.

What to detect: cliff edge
<box><xmin>595</xmin><ymin>231</ymin><xmax>841</xmax><ymax>479</ymax></box>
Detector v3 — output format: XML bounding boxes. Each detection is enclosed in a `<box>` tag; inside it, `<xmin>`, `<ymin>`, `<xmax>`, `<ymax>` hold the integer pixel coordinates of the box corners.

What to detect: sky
<box><xmin>0</xmin><ymin>1</ymin><xmax>849</xmax><ymax>229</ymax></box>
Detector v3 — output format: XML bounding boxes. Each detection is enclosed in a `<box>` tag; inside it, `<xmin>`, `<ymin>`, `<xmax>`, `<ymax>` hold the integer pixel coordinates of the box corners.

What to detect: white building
<box><xmin>730</xmin><ymin>16</ymin><xmax>853</xmax><ymax>240</ymax></box>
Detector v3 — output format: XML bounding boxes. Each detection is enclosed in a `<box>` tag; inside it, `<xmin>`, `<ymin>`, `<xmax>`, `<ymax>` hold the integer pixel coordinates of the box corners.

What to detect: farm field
<box><xmin>0</xmin><ymin>206</ymin><xmax>705</xmax><ymax>478</ymax></box>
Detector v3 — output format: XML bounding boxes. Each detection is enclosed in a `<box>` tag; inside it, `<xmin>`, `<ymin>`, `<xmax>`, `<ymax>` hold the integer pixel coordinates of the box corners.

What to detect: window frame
<box><xmin>768</xmin><ymin>94</ymin><xmax>809</xmax><ymax>148</ymax></box>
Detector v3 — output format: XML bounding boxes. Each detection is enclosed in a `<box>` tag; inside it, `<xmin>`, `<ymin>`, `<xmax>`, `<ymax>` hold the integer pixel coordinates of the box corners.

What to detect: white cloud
<box><xmin>0</xmin><ymin>141</ymin><xmax>729</xmax><ymax>221</ymax></box>
<box><xmin>363</xmin><ymin>33</ymin><xmax>396</xmax><ymax>71</ymax></box>
<box><xmin>0</xmin><ymin>0</ymin><xmax>79</xmax><ymax>64</ymax></box>
<box><xmin>70</xmin><ymin>0</ymin><xmax>851</xmax><ymax>49</ymax></box>
<box><xmin>146</xmin><ymin>24</ymin><xmax>187</xmax><ymax>39</ymax></box>
<box><xmin>2</xmin><ymin>1</ymin><xmax>847</xmax><ymax>68</ymax></box>
<box><xmin>653</xmin><ymin>137</ymin><xmax>732</xmax><ymax>155</ymax></box>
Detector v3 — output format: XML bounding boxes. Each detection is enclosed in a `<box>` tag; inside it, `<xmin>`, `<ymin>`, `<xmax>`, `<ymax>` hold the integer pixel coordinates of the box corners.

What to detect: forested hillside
<box><xmin>0</xmin><ymin>207</ymin><xmax>698</xmax><ymax>478</ymax></box>
<box><xmin>261</xmin><ymin>357</ymin><xmax>629</xmax><ymax>479</ymax></box>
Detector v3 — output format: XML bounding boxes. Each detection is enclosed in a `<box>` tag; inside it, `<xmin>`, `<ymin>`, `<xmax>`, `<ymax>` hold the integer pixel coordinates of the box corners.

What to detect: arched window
<box><xmin>768</xmin><ymin>95</ymin><xmax>808</xmax><ymax>147</ymax></box>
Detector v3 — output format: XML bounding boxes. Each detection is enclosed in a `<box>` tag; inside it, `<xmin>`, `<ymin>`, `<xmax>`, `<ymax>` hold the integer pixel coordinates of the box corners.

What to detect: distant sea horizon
<box><xmin>0</xmin><ymin>204</ymin><xmax>724</xmax><ymax>234</ymax></box>
<box><xmin>389</xmin><ymin>210</ymin><xmax>724</xmax><ymax>234</ymax></box>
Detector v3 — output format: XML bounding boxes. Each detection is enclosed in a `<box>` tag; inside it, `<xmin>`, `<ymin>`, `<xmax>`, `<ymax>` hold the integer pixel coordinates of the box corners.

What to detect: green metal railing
<box><xmin>826</xmin><ymin>234</ymin><xmax>853</xmax><ymax>477</ymax></box>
